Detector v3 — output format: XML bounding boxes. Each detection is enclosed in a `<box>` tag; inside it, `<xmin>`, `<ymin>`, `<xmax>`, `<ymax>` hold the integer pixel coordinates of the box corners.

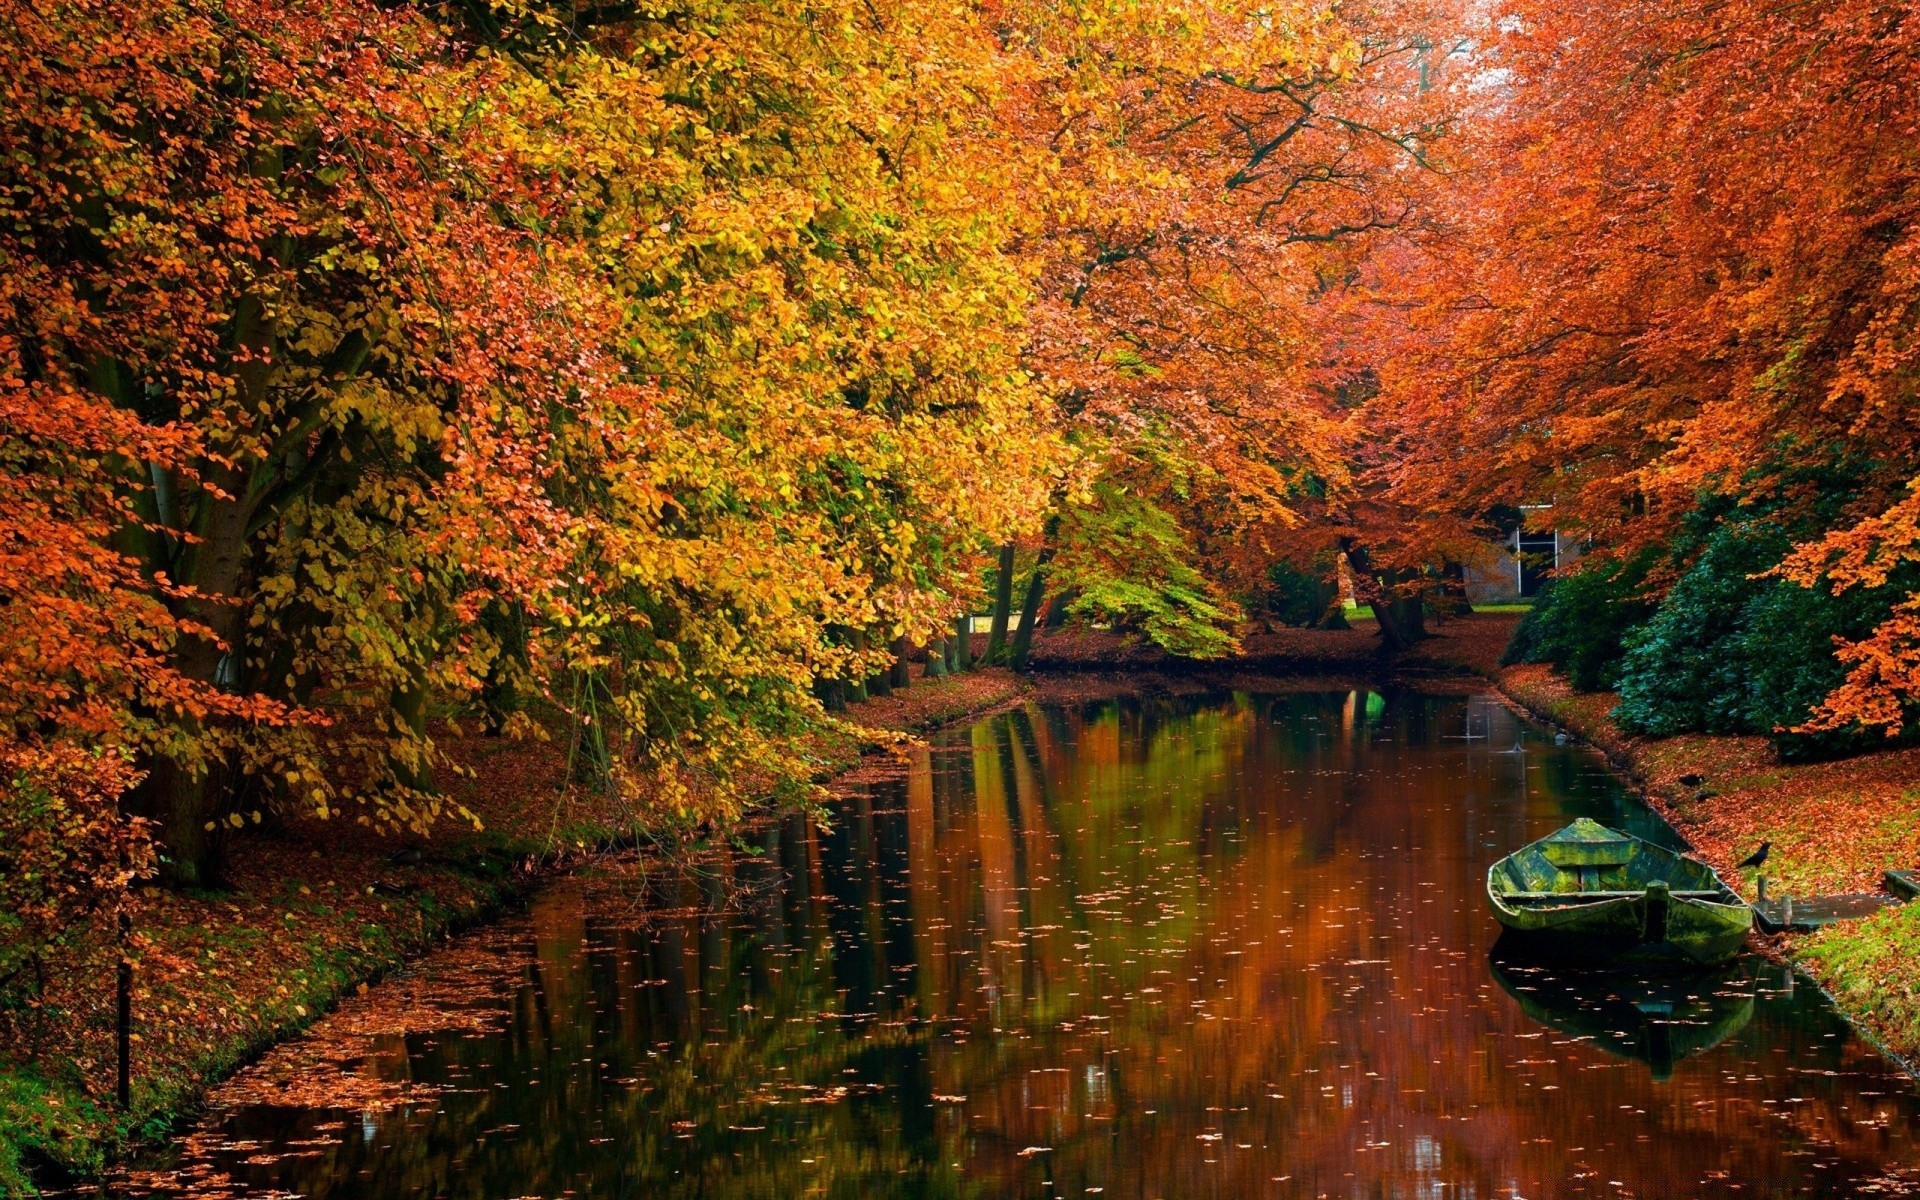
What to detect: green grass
<box><xmin>1802</xmin><ymin>904</ymin><xmax>1920</xmax><ymax>1056</ymax></box>
<box><xmin>0</xmin><ymin>1067</ymin><xmax>114</xmax><ymax>1196</ymax></box>
<box><xmin>1336</xmin><ymin>603</ymin><xmax>1531</xmax><ymax>621</ymax></box>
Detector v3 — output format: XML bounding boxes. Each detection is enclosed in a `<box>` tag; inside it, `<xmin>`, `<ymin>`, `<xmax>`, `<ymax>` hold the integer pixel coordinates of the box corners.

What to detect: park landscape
<box><xmin>9</xmin><ymin>0</ymin><xmax>1920</xmax><ymax>1195</ymax></box>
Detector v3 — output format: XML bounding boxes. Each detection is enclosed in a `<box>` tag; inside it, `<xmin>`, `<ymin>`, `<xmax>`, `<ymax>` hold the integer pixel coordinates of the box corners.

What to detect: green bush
<box><xmin>1611</xmin><ymin>523</ymin><xmax>1790</xmax><ymax>736</ymax></box>
<box><xmin>1053</xmin><ymin>483</ymin><xmax>1241</xmax><ymax>658</ymax></box>
<box><xmin>1257</xmin><ymin>559</ymin><xmax>1343</xmax><ymax>628</ymax></box>
<box><xmin>1499</xmin><ymin>551</ymin><xmax>1656</xmax><ymax>691</ymax></box>
<box><xmin>1609</xmin><ymin>517</ymin><xmax>1917</xmax><ymax>758</ymax></box>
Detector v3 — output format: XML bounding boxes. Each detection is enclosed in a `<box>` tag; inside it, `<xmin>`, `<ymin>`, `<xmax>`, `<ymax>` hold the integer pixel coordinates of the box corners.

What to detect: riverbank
<box><xmin>30</xmin><ymin>606</ymin><xmax>1917</xmax><ymax>1194</ymax></box>
<box><xmin>1496</xmin><ymin>662</ymin><xmax>1920</xmax><ymax>1069</ymax></box>
<box><xmin>0</xmin><ymin>670</ymin><xmax>1028</xmax><ymax>1196</ymax></box>
<box><xmin>1025</xmin><ymin>610</ymin><xmax>1517</xmax><ymax>681</ymax></box>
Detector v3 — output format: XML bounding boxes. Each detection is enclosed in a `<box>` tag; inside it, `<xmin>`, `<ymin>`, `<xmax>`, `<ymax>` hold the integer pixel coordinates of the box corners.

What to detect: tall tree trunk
<box><xmin>925</xmin><ymin>637</ymin><xmax>948</xmax><ymax>679</ymax></box>
<box><xmin>815</xmin><ymin>624</ymin><xmax>851</xmax><ymax>711</ymax></box>
<box><xmin>480</xmin><ymin>601</ymin><xmax>528</xmax><ymax>735</ymax></box>
<box><xmin>1435</xmin><ymin>560</ymin><xmax>1473</xmax><ymax>618</ymax></box>
<box><xmin>1008</xmin><ymin>546</ymin><xmax>1056</xmax><ymax>672</ymax></box>
<box><xmin>985</xmin><ymin>543</ymin><xmax>1016</xmax><ymax>665</ymax></box>
<box><xmin>849</xmin><ymin>628</ymin><xmax>869</xmax><ymax>702</ymax></box>
<box><xmin>1044</xmin><ymin>588</ymin><xmax>1076</xmax><ymax>629</ymax></box>
<box><xmin>952</xmin><ymin>614</ymin><xmax>972</xmax><ymax>672</ymax></box>
<box><xmin>388</xmin><ymin>668</ymin><xmax>433</xmax><ymax>794</ymax></box>
<box><xmin>814</xmin><ymin>676</ymin><xmax>849</xmax><ymax>713</ymax></box>
<box><xmin>137</xmin><ymin>754</ymin><xmax>222</xmax><ymax>890</ymax></box>
<box><xmin>853</xmin><ymin>628</ymin><xmax>884</xmax><ymax>698</ymax></box>
<box><xmin>889</xmin><ymin>635</ymin><xmax>912</xmax><ymax>689</ymax></box>
<box><xmin>133</xmin><ymin>459</ymin><xmax>254</xmax><ymax>888</ymax></box>
<box><xmin>131</xmin><ymin>289</ymin><xmax>285</xmax><ymax>887</ymax></box>
<box><xmin>1384</xmin><ymin>569</ymin><xmax>1428</xmax><ymax>643</ymax></box>
<box><xmin>1341</xmin><ymin>539</ymin><xmax>1421</xmax><ymax>652</ymax></box>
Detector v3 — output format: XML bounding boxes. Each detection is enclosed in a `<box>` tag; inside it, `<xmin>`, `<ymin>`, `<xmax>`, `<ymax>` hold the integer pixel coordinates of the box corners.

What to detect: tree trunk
<box><xmin>952</xmin><ymin>614</ymin><xmax>972</xmax><ymax>671</ymax></box>
<box><xmin>1384</xmin><ymin>569</ymin><xmax>1428</xmax><ymax>643</ymax></box>
<box><xmin>1436</xmin><ymin>560</ymin><xmax>1473</xmax><ymax>618</ymax></box>
<box><xmin>1371</xmin><ymin>571</ymin><xmax>1425</xmax><ymax>648</ymax></box>
<box><xmin>134</xmin><ymin>460</ymin><xmax>254</xmax><ymax>888</ymax></box>
<box><xmin>1044</xmin><ymin>588</ymin><xmax>1076</xmax><ymax>629</ymax></box>
<box><xmin>985</xmin><ymin>543</ymin><xmax>1016</xmax><ymax>664</ymax></box>
<box><xmin>857</xmin><ymin>628</ymin><xmax>889</xmax><ymax>697</ymax></box>
<box><xmin>849</xmin><ymin>628</ymin><xmax>870</xmax><ymax>702</ymax></box>
<box><xmin>480</xmin><ymin>601</ymin><xmax>528</xmax><ymax>735</ymax></box>
<box><xmin>925</xmin><ymin>637</ymin><xmax>948</xmax><ymax>679</ymax></box>
<box><xmin>388</xmin><ymin>669</ymin><xmax>433</xmax><ymax>794</ymax></box>
<box><xmin>889</xmin><ymin>635</ymin><xmax>912</xmax><ymax>689</ymax></box>
<box><xmin>1341</xmin><ymin>540</ymin><xmax>1422</xmax><ymax>652</ymax></box>
<box><xmin>136</xmin><ymin>754</ymin><xmax>223</xmax><ymax>890</ymax></box>
<box><xmin>1008</xmin><ymin>547</ymin><xmax>1056</xmax><ymax>672</ymax></box>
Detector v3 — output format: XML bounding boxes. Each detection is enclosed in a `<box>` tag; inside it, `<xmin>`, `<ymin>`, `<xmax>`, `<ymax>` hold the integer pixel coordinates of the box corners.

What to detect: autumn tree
<box><xmin>1350</xmin><ymin>0</ymin><xmax>1920</xmax><ymax>713</ymax></box>
<box><xmin>985</xmin><ymin>0</ymin><xmax>1454</xmax><ymax>656</ymax></box>
<box><xmin>2</xmin><ymin>0</ymin><xmax>1067</xmax><ymax>894</ymax></box>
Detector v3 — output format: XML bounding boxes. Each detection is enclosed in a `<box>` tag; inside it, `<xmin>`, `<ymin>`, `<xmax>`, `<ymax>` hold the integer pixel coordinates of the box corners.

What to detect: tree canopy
<box><xmin>9</xmin><ymin>0</ymin><xmax>1920</xmax><ymax>918</ymax></box>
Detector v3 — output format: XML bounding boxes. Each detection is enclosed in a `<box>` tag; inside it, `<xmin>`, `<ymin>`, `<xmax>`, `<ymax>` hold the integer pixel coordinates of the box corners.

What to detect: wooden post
<box><xmin>1756</xmin><ymin>874</ymin><xmax>1768</xmax><ymax>904</ymax></box>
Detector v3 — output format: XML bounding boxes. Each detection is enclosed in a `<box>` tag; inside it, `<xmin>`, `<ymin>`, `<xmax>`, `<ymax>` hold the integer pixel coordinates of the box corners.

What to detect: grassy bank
<box><xmin>0</xmin><ymin>670</ymin><xmax>1026</xmax><ymax>1196</ymax></box>
<box><xmin>1498</xmin><ymin>662</ymin><xmax>1920</xmax><ymax>1068</ymax></box>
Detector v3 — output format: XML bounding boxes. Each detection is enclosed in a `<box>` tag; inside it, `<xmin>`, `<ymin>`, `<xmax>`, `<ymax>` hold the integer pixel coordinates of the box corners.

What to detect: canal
<box><xmin>126</xmin><ymin>691</ymin><xmax>1920</xmax><ymax>1197</ymax></box>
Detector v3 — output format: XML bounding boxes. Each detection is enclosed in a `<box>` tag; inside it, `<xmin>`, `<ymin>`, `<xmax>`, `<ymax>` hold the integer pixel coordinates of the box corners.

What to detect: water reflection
<box><xmin>1487</xmin><ymin>949</ymin><xmax>1757</xmax><ymax>1080</ymax></box>
<box><xmin>135</xmin><ymin>692</ymin><xmax>1920</xmax><ymax>1199</ymax></box>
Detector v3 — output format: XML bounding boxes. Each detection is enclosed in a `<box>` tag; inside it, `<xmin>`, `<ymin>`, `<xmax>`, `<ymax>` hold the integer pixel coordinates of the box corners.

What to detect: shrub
<box><xmin>1609</xmin><ymin>517</ymin><xmax>1919</xmax><ymax>757</ymax></box>
<box><xmin>1499</xmin><ymin>551</ymin><xmax>1656</xmax><ymax>691</ymax></box>
<box><xmin>1257</xmin><ymin>559</ymin><xmax>1344</xmax><ymax>628</ymax></box>
<box><xmin>1612</xmin><ymin>522</ymin><xmax>1790</xmax><ymax>736</ymax></box>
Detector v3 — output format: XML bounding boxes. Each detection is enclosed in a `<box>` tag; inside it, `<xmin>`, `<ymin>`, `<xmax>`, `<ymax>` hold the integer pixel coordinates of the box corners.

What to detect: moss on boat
<box><xmin>1488</xmin><ymin>818</ymin><xmax>1751</xmax><ymax>965</ymax></box>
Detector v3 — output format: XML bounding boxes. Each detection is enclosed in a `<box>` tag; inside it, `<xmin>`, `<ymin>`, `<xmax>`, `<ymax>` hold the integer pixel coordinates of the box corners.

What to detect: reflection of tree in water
<box><xmin>1488</xmin><ymin>946</ymin><xmax>1757</xmax><ymax>1080</ymax></box>
<box><xmin>135</xmin><ymin>694</ymin><xmax>1920</xmax><ymax>1200</ymax></box>
<box><xmin>194</xmin><ymin>847</ymin><xmax>977</xmax><ymax>1200</ymax></box>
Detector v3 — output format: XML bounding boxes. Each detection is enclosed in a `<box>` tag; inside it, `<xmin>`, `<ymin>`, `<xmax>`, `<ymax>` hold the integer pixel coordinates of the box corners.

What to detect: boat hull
<box><xmin>1487</xmin><ymin>818</ymin><xmax>1751</xmax><ymax>966</ymax></box>
<box><xmin>1490</xmin><ymin>897</ymin><xmax>1752</xmax><ymax>966</ymax></box>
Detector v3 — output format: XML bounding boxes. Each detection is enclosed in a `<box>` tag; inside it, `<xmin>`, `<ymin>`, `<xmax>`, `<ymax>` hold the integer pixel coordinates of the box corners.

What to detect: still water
<box><xmin>135</xmin><ymin>692</ymin><xmax>1920</xmax><ymax>1198</ymax></box>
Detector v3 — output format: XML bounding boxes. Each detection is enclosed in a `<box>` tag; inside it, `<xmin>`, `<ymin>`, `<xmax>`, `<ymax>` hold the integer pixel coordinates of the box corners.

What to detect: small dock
<box><xmin>1754</xmin><ymin>890</ymin><xmax>1899</xmax><ymax>934</ymax></box>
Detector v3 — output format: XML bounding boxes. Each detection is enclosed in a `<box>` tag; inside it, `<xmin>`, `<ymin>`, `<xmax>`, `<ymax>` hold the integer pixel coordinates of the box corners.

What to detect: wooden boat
<box><xmin>1487</xmin><ymin>818</ymin><xmax>1751</xmax><ymax>965</ymax></box>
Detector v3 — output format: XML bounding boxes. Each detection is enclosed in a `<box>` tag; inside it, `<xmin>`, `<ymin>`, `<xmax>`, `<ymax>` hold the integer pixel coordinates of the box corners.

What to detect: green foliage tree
<box><xmin>1051</xmin><ymin>483</ymin><xmax>1241</xmax><ymax>658</ymax></box>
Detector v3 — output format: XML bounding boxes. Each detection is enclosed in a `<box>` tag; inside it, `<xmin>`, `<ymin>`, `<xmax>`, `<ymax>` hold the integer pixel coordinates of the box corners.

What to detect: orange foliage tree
<box><xmin>1348</xmin><ymin>0</ymin><xmax>1920</xmax><ymax>675</ymax></box>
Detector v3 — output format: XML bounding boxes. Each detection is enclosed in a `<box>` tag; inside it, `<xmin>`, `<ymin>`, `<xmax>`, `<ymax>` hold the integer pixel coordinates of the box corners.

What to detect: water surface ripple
<box><xmin>133</xmin><ymin>691</ymin><xmax>1920</xmax><ymax>1198</ymax></box>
